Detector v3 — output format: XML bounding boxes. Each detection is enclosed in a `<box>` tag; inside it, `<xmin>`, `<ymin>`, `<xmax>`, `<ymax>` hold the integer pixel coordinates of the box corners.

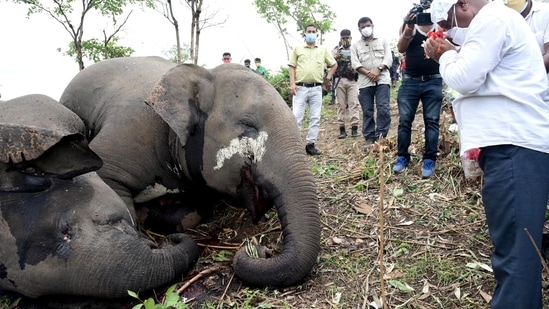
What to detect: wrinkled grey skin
<box><xmin>0</xmin><ymin>94</ymin><xmax>199</xmax><ymax>299</ymax></box>
<box><xmin>60</xmin><ymin>57</ymin><xmax>321</xmax><ymax>287</ymax></box>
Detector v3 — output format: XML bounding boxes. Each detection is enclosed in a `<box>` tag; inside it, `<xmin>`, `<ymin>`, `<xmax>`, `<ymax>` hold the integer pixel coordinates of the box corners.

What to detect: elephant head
<box><xmin>146</xmin><ymin>63</ymin><xmax>321</xmax><ymax>287</ymax></box>
<box><xmin>0</xmin><ymin>94</ymin><xmax>199</xmax><ymax>298</ymax></box>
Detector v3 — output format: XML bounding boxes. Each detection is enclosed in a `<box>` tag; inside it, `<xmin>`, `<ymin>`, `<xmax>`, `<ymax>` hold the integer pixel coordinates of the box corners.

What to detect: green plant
<box><xmin>361</xmin><ymin>156</ymin><xmax>377</xmax><ymax>179</ymax></box>
<box><xmin>0</xmin><ymin>296</ymin><xmax>20</xmax><ymax>309</ymax></box>
<box><xmin>129</xmin><ymin>284</ymin><xmax>187</xmax><ymax>309</ymax></box>
<box><xmin>267</xmin><ymin>67</ymin><xmax>291</xmax><ymax>106</ymax></box>
<box><xmin>312</xmin><ymin>162</ymin><xmax>338</xmax><ymax>176</ymax></box>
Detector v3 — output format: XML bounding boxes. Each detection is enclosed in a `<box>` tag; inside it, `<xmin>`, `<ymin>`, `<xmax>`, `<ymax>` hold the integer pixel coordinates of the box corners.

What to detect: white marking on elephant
<box><xmin>214</xmin><ymin>131</ymin><xmax>268</xmax><ymax>170</ymax></box>
<box><xmin>134</xmin><ymin>183</ymin><xmax>181</xmax><ymax>203</ymax></box>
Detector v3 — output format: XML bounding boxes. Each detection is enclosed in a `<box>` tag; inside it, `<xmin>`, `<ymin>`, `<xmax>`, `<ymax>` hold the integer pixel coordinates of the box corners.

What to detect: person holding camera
<box><xmin>332</xmin><ymin>29</ymin><xmax>360</xmax><ymax>139</ymax></box>
<box><xmin>350</xmin><ymin>17</ymin><xmax>393</xmax><ymax>149</ymax></box>
<box><xmin>393</xmin><ymin>2</ymin><xmax>444</xmax><ymax>178</ymax></box>
<box><xmin>425</xmin><ymin>0</ymin><xmax>549</xmax><ymax>307</ymax></box>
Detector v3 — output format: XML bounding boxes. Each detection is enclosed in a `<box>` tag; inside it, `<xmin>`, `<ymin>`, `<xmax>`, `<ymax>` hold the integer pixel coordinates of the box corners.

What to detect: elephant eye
<box><xmin>239</xmin><ymin>117</ymin><xmax>258</xmax><ymax>131</ymax></box>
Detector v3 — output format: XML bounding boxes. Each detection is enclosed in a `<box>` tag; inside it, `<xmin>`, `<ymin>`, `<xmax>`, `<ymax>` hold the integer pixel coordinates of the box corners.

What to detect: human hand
<box><xmin>403</xmin><ymin>12</ymin><xmax>416</xmax><ymax>25</ymax></box>
<box><xmin>290</xmin><ymin>84</ymin><xmax>297</xmax><ymax>96</ymax></box>
<box><xmin>423</xmin><ymin>37</ymin><xmax>456</xmax><ymax>62</ymax></box>
<box><xmin>323</xmin><ymin>78</ymin><xmax>332</xmax><ymax>90</ymax></box>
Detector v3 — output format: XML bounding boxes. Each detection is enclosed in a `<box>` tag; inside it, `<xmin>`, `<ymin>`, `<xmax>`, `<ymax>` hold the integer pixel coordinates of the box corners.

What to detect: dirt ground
<box><xmin>7</xmin><ymin>94</ymin><xmax>549</xmax><ymax>309</ymax></box>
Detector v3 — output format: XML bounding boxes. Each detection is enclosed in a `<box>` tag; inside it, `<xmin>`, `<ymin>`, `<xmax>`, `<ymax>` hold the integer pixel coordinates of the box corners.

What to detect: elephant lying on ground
<box><xmin>60</xmin><ymin>57</ymin><xmax>321</xmax><ymax>289</ymax></box>
<box><xmin>0</xmin><ymin>94</ymin><xmax>199</xmax><ymax>299</ymax></box>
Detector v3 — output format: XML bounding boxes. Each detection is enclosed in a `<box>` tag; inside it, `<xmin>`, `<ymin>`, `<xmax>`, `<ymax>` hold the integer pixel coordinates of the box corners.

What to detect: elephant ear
<box><xmin>145</xmin><ymin>64</ymin><xmax>215</xmax><ymax>145</ymax></box>
<box><xmin>0</xmin><ymin>94</ymin><xmax>85</xmax><ymax>163</ymax></box>
<box><xmin>0</xmin><ymin>95</ymin><xmax>102</xmax><ymax>190</ymax></box>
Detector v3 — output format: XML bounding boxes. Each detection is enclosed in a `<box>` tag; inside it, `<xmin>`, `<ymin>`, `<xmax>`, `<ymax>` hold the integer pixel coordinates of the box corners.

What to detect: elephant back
<box><xmin>0</xmin><ymin>94</ymin><xmax>85</xmax><ymax>163</ymax></box>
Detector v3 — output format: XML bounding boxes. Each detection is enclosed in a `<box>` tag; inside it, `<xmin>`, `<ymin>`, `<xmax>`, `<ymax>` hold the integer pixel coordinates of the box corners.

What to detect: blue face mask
<box><xmin>305</xmin><ymin>33</ymin><xmax>317</xmax><ymax>43</ymax></box>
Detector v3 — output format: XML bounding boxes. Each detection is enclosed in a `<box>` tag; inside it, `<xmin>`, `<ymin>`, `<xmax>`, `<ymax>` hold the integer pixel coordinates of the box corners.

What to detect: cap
<box><xmin>504</xmin><ymin>0</ymin><xmax>527</xmax><ymax>12</ymax></box>
<box><xmin>430</xmin><ymin>0</ymin><xmax>458</xmax><ymax>24</ymax></box>
<box><xmin>340</xmin><ymin>29</ymin><xmax>351</xmax><ymax>37</ymax></box>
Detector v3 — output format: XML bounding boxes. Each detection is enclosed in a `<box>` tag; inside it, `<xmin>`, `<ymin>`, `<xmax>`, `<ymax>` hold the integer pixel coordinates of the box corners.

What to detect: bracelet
<box><xmin>403</xmin><ymin>35</ymin><xmax>413</xmax><ymax>39</ymax></box>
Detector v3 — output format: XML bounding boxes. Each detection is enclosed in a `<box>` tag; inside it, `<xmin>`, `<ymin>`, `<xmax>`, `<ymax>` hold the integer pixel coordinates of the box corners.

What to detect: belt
<box><xmin>403</xmin><ymin>73</ymin><xmax>442</xmax><ymax>81</ymax></box>
<box><xmin>296</xmin><ymin>82</ymin><xmax>322</xmax><ymax>87</ymax></box>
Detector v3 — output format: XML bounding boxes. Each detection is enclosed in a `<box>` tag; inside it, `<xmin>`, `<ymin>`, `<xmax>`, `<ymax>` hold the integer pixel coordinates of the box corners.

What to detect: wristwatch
<box><xmin>377</xmin><ymin>66</ymin><xmax>384</xmax><ymax>71</ymax></box>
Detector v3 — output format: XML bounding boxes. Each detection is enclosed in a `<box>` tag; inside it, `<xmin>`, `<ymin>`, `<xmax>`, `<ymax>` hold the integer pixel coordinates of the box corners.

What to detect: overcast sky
<box><xmin>0</xmin><ymin>0</ymin><xmax>416</xmax><ymax>101</ymax></box>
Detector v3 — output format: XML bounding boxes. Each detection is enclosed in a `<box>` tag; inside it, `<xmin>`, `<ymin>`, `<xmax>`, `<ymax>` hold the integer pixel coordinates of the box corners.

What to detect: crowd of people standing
<box><xmin>221</xmin><ymin>0</ymin><xmax>549</xmax><ymax>306</ymax></box>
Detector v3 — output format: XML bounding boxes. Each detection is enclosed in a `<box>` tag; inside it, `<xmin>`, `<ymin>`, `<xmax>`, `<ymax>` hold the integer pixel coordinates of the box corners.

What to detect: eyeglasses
<box><xmin>223</xmin><ymin>58</ymin><xmax>231</xmax><ymax>60</ymax></box>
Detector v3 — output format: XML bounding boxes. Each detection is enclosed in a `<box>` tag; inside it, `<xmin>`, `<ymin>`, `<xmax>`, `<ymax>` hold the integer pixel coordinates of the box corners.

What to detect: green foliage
<box><xmin>12</xmin><ymin>0</ymin><xmax>153</xmax><ymax>69</ymax></box>
<box><xmin>253</xmin><ymin>0</ymin><xmax>336</xmax><ymax>38</ymax></box>
<box><xmin>129</xmin><ymin>284</ymin><xmax>187</xmax><ymax>309</ymax></box>
<box><xmin>0</xmin><ymin>296</ymin><xmax>20</xmax><ymax>309</ymax></box>
<box><xmin>361</xmin><ymin>156</ymin><xmax>377</xmax><ymax>180</ymax></box>
<box><xmin>65</xmin><ymin>37</ymin><xmax>134</xmax><ymax>63</ymax></box>
<box><xmin>163</xmin><ymin>44</ymin><xmax>191</xmax><ymax>64</ymax></box>
<box><xmin>212</xmin><ymin>249</ymin><xmax>234</xmax><ymax>262</ymax></box>
<box><xmin>266</xmin><ymin>66</ymin><xmax>291</xmax><ymax>105</ymax></box>
<box><xmin>312</xmin><ymin>162</ymin><xmax>338</xmax><ymax>176</ymax></box>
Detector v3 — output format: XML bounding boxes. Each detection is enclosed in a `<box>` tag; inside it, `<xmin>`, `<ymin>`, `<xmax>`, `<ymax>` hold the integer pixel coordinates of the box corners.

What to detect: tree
<box><xmin>254</xmin><ymin>0</ymin><xmax>336</xmax><ymax>60</ymax></box>
<box><xmin>162</xmin><ymin>43</ymin><xmax>190</xmax><ymax>63</ymax></box>
<box><xmin>12</xmin><ymin>0</ymin><xmax>154</xmax><ymax>70</ymax></box>
<box><xmin>65</xmin><ymin>37</ymin><xmax>135</xmax><ymax>63</ymax></box>
<box><xmin>155</xmin><ymin>0</ymin><xmax>183</xmax><ymax>63</ymax></box>
<box><xmin>154</xmin><ymin>0</ymin><xmax>226</xmax><ymax>65</ymax></box>
<box><xmin>184</xmin><ymin>0</ymin><xmax>226</xmax><ymax>65</ymax></box>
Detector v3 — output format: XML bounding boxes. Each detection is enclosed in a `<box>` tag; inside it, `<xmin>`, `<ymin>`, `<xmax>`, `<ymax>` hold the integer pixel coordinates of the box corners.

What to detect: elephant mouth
<box><xmin>237</xmin><ymin>165</ymin><xmax>274</xmax><ymax>224</ymax></box>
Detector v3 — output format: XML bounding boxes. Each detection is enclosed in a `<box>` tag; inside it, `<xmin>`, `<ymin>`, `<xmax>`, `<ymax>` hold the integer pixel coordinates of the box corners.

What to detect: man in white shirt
<box><xmin>425</xmin><ymin>0</ymin><xmax>549</xmax><ymax>308</ymax></box>
<box><xmin>505</xmin><ymin>0</ymin><xmax>549</xmax><ymax>101</ymax></box>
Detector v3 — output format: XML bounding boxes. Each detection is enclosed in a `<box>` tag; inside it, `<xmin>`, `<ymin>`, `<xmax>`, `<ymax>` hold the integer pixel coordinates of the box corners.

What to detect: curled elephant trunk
<box><xmin>10</xmin><ymin>232</ymin><xmax>200</xmax><ymax>299</ymax></box>
<box><xmin>55</xmin><ymin>233</ymin><xmax>200</xmax><ymax>298</ymax></box>
<box><xmin>233</xmin><ymin>144</ymin><xmax>321</xmax><ymax>287</ymax></box>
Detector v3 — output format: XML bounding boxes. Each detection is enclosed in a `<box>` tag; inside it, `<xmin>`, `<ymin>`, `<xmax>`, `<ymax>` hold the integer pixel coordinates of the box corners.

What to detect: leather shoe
<box><xmin>351</xmin><ymin>126</ymin><xmax>359</xmax><ymax>137</ymax></box>
<box><xmin>338</xmin><ymin>126</ymin><xmax>347</xmax><ymax>139</ymax></box>
<box><xmin>305</xmin><ymin>143</ymin><xmax>321</xmax><ymax>156</ymax></box>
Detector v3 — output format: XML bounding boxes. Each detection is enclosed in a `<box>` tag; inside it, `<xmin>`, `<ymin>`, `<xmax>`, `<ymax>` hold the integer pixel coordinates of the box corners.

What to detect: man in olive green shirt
<box><xmin>289</xmin><ymin>24</ymin><xmax>337</xmax><ymax>156</ymax></box>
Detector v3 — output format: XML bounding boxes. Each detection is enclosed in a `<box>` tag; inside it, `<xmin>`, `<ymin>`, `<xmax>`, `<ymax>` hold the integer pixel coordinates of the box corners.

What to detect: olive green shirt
<box><xmin>288</xmin><ymin>44</ymin><xmax>337</xmax><ymax>83</ymax></box>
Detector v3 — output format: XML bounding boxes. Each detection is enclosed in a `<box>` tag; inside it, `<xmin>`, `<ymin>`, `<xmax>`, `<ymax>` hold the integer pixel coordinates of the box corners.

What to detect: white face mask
<box><xmin>447</xmin><ymin>27</ymin><xmax>468</xmax><ymax>46</ymax></box>
<box><xmin>447</xmin><ymin>4</ymin><xmax>468</xmax><ymax>46</ymax></box>
<box><xmin>361</xmin><ymin>26</ymin><xmax>373</xmax><ymax>38</ymax></box>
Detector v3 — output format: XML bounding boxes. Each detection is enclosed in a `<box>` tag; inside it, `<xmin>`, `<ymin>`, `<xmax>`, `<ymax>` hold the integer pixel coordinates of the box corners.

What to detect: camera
<box><xmin>408</xmin><ymin>0</ymin><xmax>433</xmax><ymax>25</ymax></box>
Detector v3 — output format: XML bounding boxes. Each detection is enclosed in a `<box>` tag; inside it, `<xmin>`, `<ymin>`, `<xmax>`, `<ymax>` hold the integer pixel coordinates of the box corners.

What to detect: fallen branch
<box><xmin>177</xmin><ymin>264</ymin><xmax>227</xmax><ymax>294</ymax></box>
<box><xmin>377</xmin><ymin>138</ymin><xmax>388</xmax><ymax>309</ymax></box>
<box><xmin>216</xmin><ymin>272</ymin><xmax>236</xmax><ymax>309</ymax></box>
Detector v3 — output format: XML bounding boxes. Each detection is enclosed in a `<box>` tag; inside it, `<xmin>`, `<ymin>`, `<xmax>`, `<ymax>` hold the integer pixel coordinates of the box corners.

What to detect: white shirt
<box><xmin>525</xmin><ymin>0</ymin><xmax>549</xmax><ymax>100</ymax></box>
<box><xmin>439</xmin><ymin>1</ymin><xmax>549</xmax><ymax>155</ymax></box>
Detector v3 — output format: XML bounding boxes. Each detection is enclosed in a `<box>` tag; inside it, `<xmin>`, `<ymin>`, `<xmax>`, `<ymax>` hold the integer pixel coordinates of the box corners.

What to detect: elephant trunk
<box><xmin>31</xmin><ymin>233</ymin><xmax>200</xmax><ymax>298</ymax></box>
<box><xmin>233</xmin><ymin>140</ymin><xmax>321</xmax><ymax>287</ymax></box>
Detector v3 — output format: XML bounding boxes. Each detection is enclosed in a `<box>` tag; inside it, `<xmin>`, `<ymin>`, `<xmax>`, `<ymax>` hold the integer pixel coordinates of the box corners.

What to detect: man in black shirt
<box><xmin>393</xmin><ymin>10</ymin><xmax>443</xmax><ymax>178</ymax></box>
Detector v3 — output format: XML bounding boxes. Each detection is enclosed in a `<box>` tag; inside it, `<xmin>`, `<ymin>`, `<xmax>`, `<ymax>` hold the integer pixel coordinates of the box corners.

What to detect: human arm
<box><xmin>430</xmin><ymin>17</ymin><xmax>506</xmax><ymax>94</ymax></box>
<box><xmin>289</xmin><ymin>66</ymin><xmax>297</xmax><ymax>95</ymax></box>
<box><xmin>397</xmin><ymin>16</ymin><xmax>416</xmax><ymax>53</ymax></box>
<box><xmin>350</xmin><ymin>43</ymin><xmax>376</xmax><ymax>81</ymax></box>
<box><xmin>324</xmin><ymin>49</ymin><xmax>338</xmax><ymax>88</ymax></box>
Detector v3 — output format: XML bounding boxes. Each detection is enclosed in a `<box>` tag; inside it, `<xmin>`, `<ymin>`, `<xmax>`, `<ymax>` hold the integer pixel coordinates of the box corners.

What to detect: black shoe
<box><xmin>364</xmin><ymin>139</ymin><xmax>375</xmax><ymax>149</ymax></box>
<box><xmin>351</xmin><ymin>126</ymin><xmax>359</xmax><ymax>137</ymax></box>
<box><xmin>305</xmin><ymin>143</ymin><xmax>322</xmax><ymax>156</ymax></box>
<box><xmin>338</xmin><ymin>126</ymin><xmax>347</xmax><ymax>139</ymax></box>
